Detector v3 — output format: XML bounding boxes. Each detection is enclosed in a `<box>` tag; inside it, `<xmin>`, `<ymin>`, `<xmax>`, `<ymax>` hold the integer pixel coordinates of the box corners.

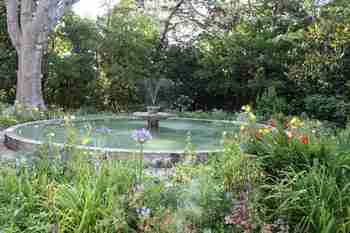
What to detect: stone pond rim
<box><xmin>3</xmin><ymin>116</ymin><xmax>260</xmax><ymax>161</ymax></box>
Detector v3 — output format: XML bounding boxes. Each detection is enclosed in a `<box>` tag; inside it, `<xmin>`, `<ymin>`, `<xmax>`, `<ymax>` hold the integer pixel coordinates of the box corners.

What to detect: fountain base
<box><xmin>147</xmin><ymin>118</ymin><xmax>159</xmax><ymax>130</ymax></box>
<box><xmin>133</xmin><ymin>112</ymin><xmax>175</xmax><ymax>130</ymax></box>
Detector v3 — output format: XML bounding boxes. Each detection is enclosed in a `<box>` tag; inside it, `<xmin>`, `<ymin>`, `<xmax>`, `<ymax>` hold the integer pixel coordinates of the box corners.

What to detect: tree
<box><xmin>98</xmin><ymin>0</ymin><xmax>158</xmax><ymax>110</ymax></box>
<box><xmin>5</xmin><ymin>0</ymin><xmax>80</xmax><ymax>109</ymax></box>
<box><xmin>45</xmin><ymin>13</ymin><xmax>100</xmax><ymax>109</ymax></box>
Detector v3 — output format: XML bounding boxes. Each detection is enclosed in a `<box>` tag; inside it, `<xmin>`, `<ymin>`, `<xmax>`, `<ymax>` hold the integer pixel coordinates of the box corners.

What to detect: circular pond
<box><xmin>4</xmin><ymin>117</ymin><xmax>242</xmax><ymax>156</ymax></box>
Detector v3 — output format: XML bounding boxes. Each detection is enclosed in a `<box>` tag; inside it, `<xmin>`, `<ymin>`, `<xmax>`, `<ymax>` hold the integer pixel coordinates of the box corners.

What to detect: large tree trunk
<box><xmin>16</xmin><ymin>44</ymin><xmax>46</xmax><ymax>109</ymax></box>
<box><xmin>5</xmin><ymin>0</ymin><xmax>80</xmax><ymax>110</ymax></box>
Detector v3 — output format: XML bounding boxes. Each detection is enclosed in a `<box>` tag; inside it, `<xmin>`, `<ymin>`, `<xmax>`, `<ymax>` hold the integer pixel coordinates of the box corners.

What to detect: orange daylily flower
<box><xmin>299</xmin><ymin>135</ymin><xmax>309</xmax><ymax>145</ymax></box>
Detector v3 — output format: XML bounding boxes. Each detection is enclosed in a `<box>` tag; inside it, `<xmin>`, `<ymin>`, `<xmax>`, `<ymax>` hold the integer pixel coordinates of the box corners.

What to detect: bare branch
<box><xmin>32</xmin><ymin>0</ymin><xmax>80</xmax><ymax>38</ymax></box>
<box><xmin>159</xmin><ymin>0</ymin><xmax>186</xmax><ymax>47</ymax></box>
<box><xmin>31</xmin><ymin>0</ymin><xmax>50</xmax><ymax>36</ymax></box>
<box><xmin>5</xmin><ymin>0</ymin><xmax>21</xmax><ymax>51</ymax></box>
<box><xmin>48</xmin><ymin>0</ymin><xmax>79</xmax><ymax>29</ymax></box>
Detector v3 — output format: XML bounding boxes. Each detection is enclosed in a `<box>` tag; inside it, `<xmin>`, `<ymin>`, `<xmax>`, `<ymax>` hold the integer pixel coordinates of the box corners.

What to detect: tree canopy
<box><xmin>1</xmin><ymin>0</ymin><xmax>349</xmax><ymax>121</ymax></box>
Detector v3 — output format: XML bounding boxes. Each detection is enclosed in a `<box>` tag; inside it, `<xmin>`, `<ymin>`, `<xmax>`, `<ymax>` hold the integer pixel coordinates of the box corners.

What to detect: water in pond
<box><xmin>16</xmin><ymin>118</ymin><xmax>240</xmax><ymax>152</ymax></box>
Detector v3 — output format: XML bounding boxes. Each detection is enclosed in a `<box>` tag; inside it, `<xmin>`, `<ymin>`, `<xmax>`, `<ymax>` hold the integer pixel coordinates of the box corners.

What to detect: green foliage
<box><xmin>173</xmin><ymin>95</ymin><xmax>194</xmax><ymax>112</ymax></box>
<box><xmin>304</xmin><ymin>95</ymin><xmax>350</xmax><ymax>123</ymax></box>
<box><xmin>0</xmin><ymin>2</ymin><xmax>16</xmax><ymax>103</ymax></box>
<box><xmin>96</xmin><ymin>2</ymin><xmax>159</xmax><ymax>111</ymax></box>
<box><xmin>256</xmin><ymin>88</ymin><xmax>289</xmax><ymax>119</ymax></box>
<box><xmin>261</xmin><ymin>164</ymin><xmax>350</xmax><ymax>233</ymax></box>
<box><xmin>1</xmin><ymin>110</ymin><xmax>350</xmax><ymax>232</ymax></box>
<box><xmin>0</xmin><ymin>149</ymin><xmax>137</xmax><ymax>232</ymax></box>
<box><xmin>0</xmin><ymin>103</ymin><xmax>64</xmax><ymax>129</ymax></box>
<box><xmin>212</xmin><ymin>143</ymin><xmax>261</xmax><ymax>193</ymax></box>
<box><xmin>2</xmin><ymin>0</ymin><xmax>350</xmax><ymax>118</ymax></box>
<box><xmin>45</xmin><ymin>13</ymin><xmax>99</xmax><ymax>109</ymax></box>
<box><xmin>41</xmin><ymin>4</ymin><xmax>158</xmax><ymax>112</ymax></box>
<box><xmin>241</xmin><ymin>116</ymin><xmax>350</xmax><ymax>232</ymax></box>
<box><xmin>54</xmin><ymin>162</ymin><xmax>135</xmax><ymax>232</ymax></box>
<box><xmin>177</xmin><ymin>109</ymin><xmax>237</xmax><ymax>121</ymax></box>
<box><xmin>0</xmin><ymin>115</ymin><xmax>18</xmax><ymax>129</ymax></box>
<box><xmin>247</xmin><ymin>120</ymin><xmax>336</xmax><ymax>176</ymax></box>
<box><xmin>0</xmin><ymin>131</ymin><xmax>255</xmax><ymax>232</ymax></box>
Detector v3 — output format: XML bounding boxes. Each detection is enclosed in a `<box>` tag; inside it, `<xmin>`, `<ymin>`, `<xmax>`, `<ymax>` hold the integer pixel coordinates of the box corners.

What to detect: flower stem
<box><xmin>139</xmin><ymin>143</ymin><xmax>144</xmax><ymax>184</ymax></box>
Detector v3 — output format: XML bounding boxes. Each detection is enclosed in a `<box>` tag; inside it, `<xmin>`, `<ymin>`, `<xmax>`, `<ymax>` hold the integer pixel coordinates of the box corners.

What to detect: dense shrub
<box><xmin>241</xmin><ymin>115</ymin><xmax>350</xmax><ymax>232</ymax></box>
<box><xmin>256</xmin><ymin>88</ymin><xmax>289</xmax><ymax>119</ymax></box>
<box><xmin>246</xmin><ymin>118</ymin><xmax>339</xmax><ymax>175</ymax></box>
<box><xmin>304</xmin><ymin>95</ymin><xmax>350</xmax><ymax>124</ymax></box>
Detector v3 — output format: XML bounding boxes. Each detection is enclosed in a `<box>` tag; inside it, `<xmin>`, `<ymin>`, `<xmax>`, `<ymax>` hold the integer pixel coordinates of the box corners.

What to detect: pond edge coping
<box><xmin>4</xmin><ymin>115</ymin><xmax>266</xmax><ymax>159</ymax></box>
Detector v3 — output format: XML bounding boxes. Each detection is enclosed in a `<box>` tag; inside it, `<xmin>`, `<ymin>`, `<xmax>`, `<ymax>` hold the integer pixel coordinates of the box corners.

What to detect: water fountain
<box><xmin>4</xmin><ymin>116</ymin><xmax>243</xmax><ymax>161</ymax></box>
<box><xmin>133</xmin><ymin>106</ymin><xmax>175</xmax><ymax>130</ymax></box>
<box><xmin>3</xmin><ymin>81</ymin><xmax>246</xmax><ymax>165</ymax></box>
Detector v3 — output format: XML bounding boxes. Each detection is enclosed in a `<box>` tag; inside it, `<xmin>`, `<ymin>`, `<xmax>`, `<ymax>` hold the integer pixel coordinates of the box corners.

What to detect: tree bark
<box><xmin>5</xmin><ymin>0</ymin><xmax>79</xmax><ymax>110</ymax></box>
<box><xmin>16</xmin><ymin>44</ymin><xmax>46</xmax><ymax>108</ymax></box>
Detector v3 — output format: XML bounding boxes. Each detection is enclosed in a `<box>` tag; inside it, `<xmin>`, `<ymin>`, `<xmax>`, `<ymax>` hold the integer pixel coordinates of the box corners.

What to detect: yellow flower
<box><xmin>259</xmin><ymin>128</ymin><xmax>270</xmax><ymax>135</ymax></box>
<box><xmin>242</xmin><ymin>105</ymin><xmax>252</xmax><ymax>113</ymax></box>
<box><xmin>290</xmin><ymin>117</ymin><xmax>298</xmax><ymax>124</ymax></box>
<box><xmin>290</xmin><ymin>117</ymin><xmax>304</xmax><ymax>129</ymax></box>
<box><xmin>240</xmin><ymin>125</ymin><xmax>246</xmax><ymax>131</ymax></box>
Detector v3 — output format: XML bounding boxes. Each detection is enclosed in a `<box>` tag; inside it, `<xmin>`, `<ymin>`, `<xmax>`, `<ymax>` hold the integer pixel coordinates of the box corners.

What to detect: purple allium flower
<box><xmin>132</xmin><ymin>128</ymin><xmax>152</xmax><ymax>144</ymax></box>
